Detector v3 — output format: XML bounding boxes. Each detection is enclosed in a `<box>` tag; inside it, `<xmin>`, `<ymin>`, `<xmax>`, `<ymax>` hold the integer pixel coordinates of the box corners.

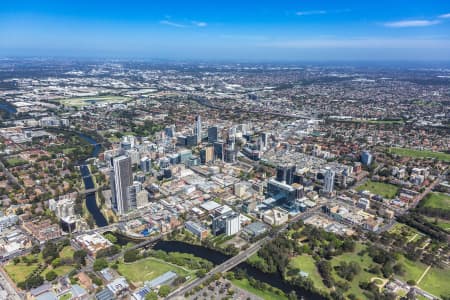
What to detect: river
<box><xmin>106</xmin><ymin>231</ymin><xmax>324</xmax><ymax>300</ymax></box>
<box><xmin>153</xmin><ymin>240</ymin><xmax>325</xmax><ymax>300</ymax></box>
<box><xmin>78</xmin><ymin>133</ymin><xmax>107</xmax><ymax>227</ymax></box>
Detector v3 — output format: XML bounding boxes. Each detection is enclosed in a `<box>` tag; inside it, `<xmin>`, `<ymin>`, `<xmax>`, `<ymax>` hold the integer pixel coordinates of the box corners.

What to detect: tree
<box><xmin>73</xmin><ymin>249</ymin><xmax>88</xmax><ymax>266</ymax></box>
<box><xmin>31</xmin><ymin>245</ymin><xmax>40</xmax><ymax>254</ymax></box>
<box><xmin>124</xmin><ymin>249</ymin><xmax>140</xmax><ymax>263</ymax></box>
<box><xmin>42</xmin><ymin>242</ymin><xmax>59</xmax><ymax>262</ymax></box>
<box><xmin>93</xmin><ymin>258</ymin><xmax>108</xmax><ymax>271</ymax></box>
<box><xmin>104</xmin><ymin>233</ymin><xmax>117</xmax><ymax>244</ymax></box>
<box><xmin>196</xmin><ymin>269</ymin><xmax>207</xmax><ymax>278</ymax></box>
<box><xmin>288</xmin><ymin>290</ymin><xmax>297</xmax><ymax>300</ymax></box>
<box><xmin>158</xmin><ymin>285</ymin><xmax>171</xmax><ymax>297</ymax></box>
<box><xmin>45</xmin><ymin>270</ymin><xmax>57</xmax><ymax>281</ymax></box>
<box><xmin>51</xmin><ymin>258</ymin><xmax>62</xmax><ymax>268</ymax></box>
<box><xmin>145</xmin><ymin>291</ymin><xmax>158</xmax><ymax>300</ymax></box>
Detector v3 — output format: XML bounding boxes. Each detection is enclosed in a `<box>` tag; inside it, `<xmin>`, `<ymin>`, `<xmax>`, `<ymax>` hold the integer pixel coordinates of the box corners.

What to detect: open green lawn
<box><xmin>424</xmin><ymin>217</ymin><xmax>450</xmax><ymax>232</ymax></box>
<box><xmin>389</xmin><ymin>147</ymin><xmax>450</xmax><ymax>162</ymax></box>
<box><xmin>330</xmin><ymin>243</ymin><xmax>375</xmax><ymax>299</ymax></box>
<box><xmin>388</xmin><ymin>223</ymin><xmax>423</xmax><ymax>242</ymax></box>
<box><xmin>418</xmin><ymin>267</ymin><xmax>450</xmax><ymax>299</ymax></box>
<box><xmin>210</xmin><ymin>234</ymin><xmax>235</xmax><ymax>246</ymax></box>
<box><xmin>59</xmin><ymin>293</ymin><xmax>72</xmax><ymax>300</ymax></box>
<box><xmin>4</xmin><ymin>263</ymin><xmax>40</xmax><ymax>283</ymax></box>
<box><xmin>356</xmin><ymin>180</ymin><xmax>399</xmax><ymax>199</ymax></box>
<box><xmin>5</xmin><ymin>157</ymin><xmax>27</xmax><ymax>167</ymax></box>
<box><xmin>231</xmin><ymin>278</ymin><xmax>288</xmax><ymax>300</ymax></box>
<box><xmin>396</xmin><ymin>255</ymin><xmax>428</xmax><ymax>283</ymax></box>
<box><xmin>421</xmin><ymin>192</ymin><xmax>450</xmax><ymax>210</ymax></box>
<box><xmin>4</xmin><ymin>247</ymin><xmax>77</xmax><ymax>285</ymax></box>
<box><xmin>60</xmin><ymin>246</ymin><xmax>75</xmax><ymax>260</ymax></box>
<box><xmin>4</xmin><ymin>253</ymin><xmax>44</xmax><ymax>283</ymax></box>
<box><xmin>288</xmin><ymin>255</ymin><xmax>327</xmax><ymax>292</ymax></box>
<box><xmin>117</xmin><ymin>257</ymin><xmax>189</xmax><ymax>286</ymax></box>
<box><xmin>55</xmin><ymin>96</ymin><xmax>131</xmax><ymax>108</ymax></box>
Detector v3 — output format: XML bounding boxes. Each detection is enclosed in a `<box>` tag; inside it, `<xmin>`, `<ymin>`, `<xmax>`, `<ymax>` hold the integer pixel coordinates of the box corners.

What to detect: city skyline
<box><xmin>1</xmin><ymin>0</ymin><xmax>450</xmax><ymax>60</ymax></box>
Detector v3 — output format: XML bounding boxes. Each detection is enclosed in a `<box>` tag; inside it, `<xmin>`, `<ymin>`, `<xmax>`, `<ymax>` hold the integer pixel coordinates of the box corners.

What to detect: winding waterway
<box><xmin>153</xmin><ymin>240</ymin><xmax>325</xmax><ymax>300</ymax></box>
<box><xmin>78</xmin><ymin>133</ymin><xmax>107</xmax><ymax>227</ymax></box>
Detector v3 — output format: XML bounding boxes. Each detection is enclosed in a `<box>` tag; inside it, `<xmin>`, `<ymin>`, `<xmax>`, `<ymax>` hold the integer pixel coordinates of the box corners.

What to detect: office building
<box><xmin>179</xmin><ymin>149</ymin><xmax>192</xmax><ymax>164</ymax></box>
<box><xmin>267</xmin><ymin>178</ymin><xmax>300</xmax><ymax>210</ymax></box>
<box><xmin>213</xmin><ymin>141</ymin><xmax>224</xmax><ymax>161</ymax></box>
<box><xmin>361</xmin><ymin>150</ymin><xmax>373</xmax><ymax>166</ymax></box>
<box><xmin>164</xmin><ymin>125</ymin><xmax>175</xmax><ymax>138</ymax></box>
<box><xmin>185</xmin><ymin>221</ymin><xmax>209</xmax><ymax>240</ymax></box>
<box><xmin>212</xmin><ymin>211</ymin><xmax>240</xmax><ymax>236</ymax></box>
<box><xmin>200</xmin><ymin>146</ymin><xmax>214</xmax><ymax>164</ymax></box>
<box><xmin>324</xmin><ymin>167</ymin><xmax>335</xmax><ymax>194</ymax></box>
<box><xmin>276</xmin><ymin>164</ymin><xmax>296</xmax><ymax>185</ymax></box>
<box><xmin>208</xmin><ymin>126</ymin><xmax>218</xmax><ymax>143</ymax></box>
<box><xmin>194</xmin><ymin>115</ymin><xmax>202</xmax><ymax>144</ymax></box>
<box><xmin>224</xmin><ymin>146</ymin><xmax>236</xmax><ymax>163</ymax></box>
<box><xmin>261</xmin><ymin>132</ymin><xmax>270</xmax><ymax>149</ymax></box>
<box><xmin>140</xmin><ymin>157</ymin><xmax>151</xmax><ymax>173</ymax></box>
<box><xmin>127</xmin><ymin>181</ymin><xmax>142</xmax><ymax>211</ymax></box>
<box><xmin>111</xmin><ymin>156</ymin><xmax>133</xmax><ymax>215</ymax></box>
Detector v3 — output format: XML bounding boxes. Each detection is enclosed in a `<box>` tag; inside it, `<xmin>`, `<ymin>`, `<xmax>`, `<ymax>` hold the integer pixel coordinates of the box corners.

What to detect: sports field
<box><xmin>356</xmin><ymin>180</ymin><xmax>399</xmax><ymax>198</ymax></box>
<box><xmin>117</xmin><ymin>257</ymin><xmax>189</xmax><ymax>286</ymax></box>
<box><xmin>389</xmin><ymin>147</ymin><xmax>450</xmax><ymax>162</ymax></box>
<box><xmin>421</xmin><ymin>192</ymin><xmax>450</xmax><ymax>210</ymax></box>
<box><xmin>55</xmin><ymin>95</ymin><xmax>131</xmax><ymax>107</ymax></box>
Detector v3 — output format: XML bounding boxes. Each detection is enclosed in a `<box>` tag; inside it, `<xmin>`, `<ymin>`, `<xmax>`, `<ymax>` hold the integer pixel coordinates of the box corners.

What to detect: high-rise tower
<box><xmin>111</xmin><ymin>155</ymin><xmax>133</xmax><ymax>214</ymax></box>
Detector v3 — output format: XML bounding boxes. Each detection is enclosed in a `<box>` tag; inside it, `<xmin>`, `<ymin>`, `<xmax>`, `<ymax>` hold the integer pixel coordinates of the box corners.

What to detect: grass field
<box><xmin>4</xmin><ymin>157</ymin><xmax>28</xmax><ymax>167</ymax></box>
<box><xmin>396</xmin><ymin>255</ymin><xmax>428</xmax><ymax>283</ymax></box>
<box><xmin>424</xmin><ymin>217</ymin><xmax>450</xmax><ymax>232</ymax></box>
<box><xmin>421</xmin><ymin>192</ymin><xmax>450</xmax><ymax>210</ymax></box>
<box><xmin>418</xmin><ymin>267</ymin><xmax>450</xmax><ymax>298</ymax></box>
<box><xmin>55</xmin><ymin>96</ymin><xmax>131</xmax><ymax>108</ymax></box>
<box><xmin>330</xmin><ymin>243</ymin><xmax>375</xmax><ymax>299</ymax></box>
<box><xmin>389</xmin><ymin>147</ymin><xmax>450</xmax><ymax>162</ymax></box>
<box><xmin>4</xmin><ymin>246</ymin><xmax>76</xmax><ymax>284</ymax></box>
<box><xmin>60</xmin><ymin>246</ymin><xmax>75</xmax><ymax>260</ymax></box>
<box><xmin>4</xmin><ymin>252</ymin><xmax>46</xmax><ymax>283</ymax></box>
<box><xmin>210</xmin><ymin>234</ymin><xmax>235</xmax><ymax>246</ymax></box>
<box><xmin>356</xmin><ymin>180</ymin><xmax>399</xmax><ymax>199</ymax></box>
<box><xmin>117</xmin><ymin>257</ymin><xmax>189</xmax><ymax>286</ymax></box>
<box><xmin>388</xmin><ymin>223</ymin><xmax>423</xmax><ymax>242</ymax></box>
<box><xmin>231</xmin><ymin>278</ymin><xmax>288</xmax><ymax>300</ymax></box>
<box><xmin>288</xmin><ymin>255</ymin><xmax>327</xmax><ymax>292</ymax></box>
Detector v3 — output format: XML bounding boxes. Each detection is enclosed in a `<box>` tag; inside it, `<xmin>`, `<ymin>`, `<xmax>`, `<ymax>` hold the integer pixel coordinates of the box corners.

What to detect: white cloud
<box><xmin>383</xmin><ymin>20</ymin><xmax>440</xmax><ymax>28</ymax></box>
<box><xmin>296</xmin><ymin>10</ymin><xmax>327</xmax><ymax>16</ymax></box>
<box><xmin>439</xmin><ymin>13</ymin><xmax>450</xmax><ymax>19</ymax></box>
<box><xmin>160</xmin><ymin>20</ymin><xmax>207</xmax><ymax>28</ymax></box>
<box><xmin>296</xmin><ymin>9</ymin><xmax>350</xmax><ymax>16</ymax></box>
<box><xmin>160</xmin><ymin>20</ymin><xmax>186</xmax><ymax>28</ymax></box>
<box><xmin>192</xmin><ymin>21</ymin><xmax>207</xmax><ymax>27</ymax></box>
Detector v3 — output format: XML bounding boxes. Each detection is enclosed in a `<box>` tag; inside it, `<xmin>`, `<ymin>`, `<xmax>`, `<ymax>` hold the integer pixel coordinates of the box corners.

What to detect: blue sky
<box><xmin>1</xmin><ymin>0</ymin><xmax>450</xmax><ymax>60</ymax></box>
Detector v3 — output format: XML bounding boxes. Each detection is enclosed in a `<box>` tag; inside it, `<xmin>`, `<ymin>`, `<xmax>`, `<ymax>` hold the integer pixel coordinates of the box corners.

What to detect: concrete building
<box><xmin>324</xmin><ymin>167</ymin><xmax>335</xmax><ymax>194</ymax></box>
<box><xmin>140</xmin><ymin>157</ymin><xmax>151</xmax><ymax>173</ymax></box>
<box><xmin>263</xmin><ymin>207</ymin><xmax>289</xmax><ymax>226</ymax></box>
<box><xmin>111</xmin><ymin>155</ymin><xmax>133</xmax><ymax>215</ymax></box>
<box><xmin>185</xmin><ymin>221</ymin><xmax>209</xmax><ymax>240</ymax></box>
<box><xmin>208</xmin><ymin>126</ymin><xmax>218</xmax><ymax>143</ymax></box>
<box><xmin>212</xmin><ymin>211</ymin><xmax>240</xmax><ymax>236</ymax></box>
<box><xmin>194</xmin><ymin>115</ymin><xmax>202</xmax><ymax>144</ymax></box>
<box><xmin>361</xmin><ymin>150</ymin><xmax>373</xmax><ymax>166</ymax></box>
